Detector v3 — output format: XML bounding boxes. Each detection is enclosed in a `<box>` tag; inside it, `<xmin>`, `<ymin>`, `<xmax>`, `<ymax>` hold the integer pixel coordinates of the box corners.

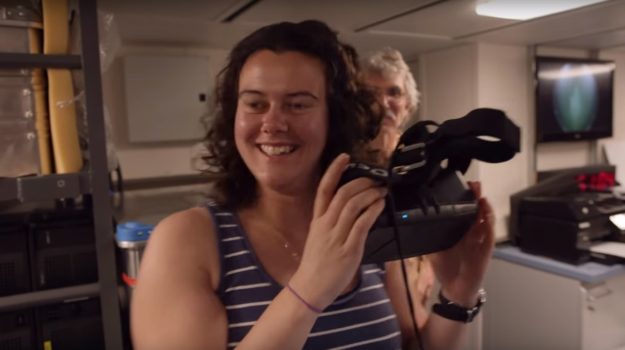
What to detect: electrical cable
<box><xmin>384</xmin><ymin>155</ymin><xmax>425</xmax><ymax>350</ymax></box>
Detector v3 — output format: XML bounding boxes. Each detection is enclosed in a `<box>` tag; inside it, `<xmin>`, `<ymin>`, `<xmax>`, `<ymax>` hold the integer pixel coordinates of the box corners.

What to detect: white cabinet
<box><xmin>483</xmin><ymin>247</ymin><xmax>625</xmax><ymax>350</ymax></box>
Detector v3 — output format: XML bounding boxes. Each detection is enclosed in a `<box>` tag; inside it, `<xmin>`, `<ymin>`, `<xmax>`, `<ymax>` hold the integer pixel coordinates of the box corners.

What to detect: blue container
<box><xmin>116</xmin><ymin>221</ymin><xmax>154</xmax><ymax>307</ymax></box>
<box><xmin>115</xmin><ymin>221</ymin><xmax>153</xmax><ymax>242</ymax></box>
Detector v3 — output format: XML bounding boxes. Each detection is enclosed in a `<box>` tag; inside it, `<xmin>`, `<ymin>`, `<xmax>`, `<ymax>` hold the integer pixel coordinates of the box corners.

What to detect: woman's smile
<box><xmin>234</xmin><ymin>50</ymin><xmax>329</xmax><ymax>193</ymax></box>
<box><xmin>258</xmin><ymin>144</ymin><xmax>298</xmax><ymax>157</ymax></box>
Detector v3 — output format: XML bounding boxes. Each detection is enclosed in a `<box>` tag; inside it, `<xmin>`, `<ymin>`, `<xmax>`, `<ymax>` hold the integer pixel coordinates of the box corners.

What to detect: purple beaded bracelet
<box><xmin>286</xmin><ymin>283</ymin><xmax>323</xmax><ymax>314</ymax></box>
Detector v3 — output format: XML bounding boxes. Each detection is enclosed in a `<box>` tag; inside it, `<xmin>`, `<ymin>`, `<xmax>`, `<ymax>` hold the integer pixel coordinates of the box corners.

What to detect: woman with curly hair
<box><xmin>131</xmin><ymin>20</ymin><xmax>493</xmax><ymax>350</ymax></box>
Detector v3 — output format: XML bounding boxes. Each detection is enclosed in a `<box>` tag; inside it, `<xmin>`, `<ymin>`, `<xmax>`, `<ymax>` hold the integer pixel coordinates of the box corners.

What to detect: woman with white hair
<box><xmin>361</xmin><ymin>47</ymin><xmax>495</xmax><ymax>348</ymax></box>
<box><xmin>362</xmin><ymin>47</ymin><xmax>421</xmax><ymax>161</ymax></box>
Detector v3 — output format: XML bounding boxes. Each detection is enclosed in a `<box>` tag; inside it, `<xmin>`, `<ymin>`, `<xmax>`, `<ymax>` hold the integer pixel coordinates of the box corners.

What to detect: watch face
<box><xmin>477</xmin><ymin>288</ymin><xmax>487</xmax><ymax>304</ymax></box>
<box><xmin>468</xmin><ymin>289</ymin><xmax>486</xmax><ymax>322</ymax></box>
<box><xmin>466</xmin><ymin>309</ymin><xmax>477</xmax><ymax>322</ymax></box>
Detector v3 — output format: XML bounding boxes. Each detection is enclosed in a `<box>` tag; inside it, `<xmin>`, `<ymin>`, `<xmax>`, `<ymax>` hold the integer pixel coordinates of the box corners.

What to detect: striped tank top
<box><xmin>205</xmin><ymin>201</ymin><xmax>403</xmax><ymax>349</ymax></box>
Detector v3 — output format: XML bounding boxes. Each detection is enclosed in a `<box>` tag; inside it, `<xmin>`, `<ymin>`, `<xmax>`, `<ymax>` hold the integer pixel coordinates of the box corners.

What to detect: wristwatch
<box><xmin>432</xmin><ymin>288</ymin><xmax>486</xmax><ymax>323</ymax></box>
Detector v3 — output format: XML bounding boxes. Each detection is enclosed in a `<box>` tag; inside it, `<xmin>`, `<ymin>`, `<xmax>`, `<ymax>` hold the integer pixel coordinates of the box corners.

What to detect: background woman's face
<box><xmin>234</xmin><ymin>50</ymin><xmax>329</xmax><ymax>194</ymax></box>
<box><xmin>364</xmin><ymin>72</ymin><xmax>410</xmax><ymax>131</ymax></box>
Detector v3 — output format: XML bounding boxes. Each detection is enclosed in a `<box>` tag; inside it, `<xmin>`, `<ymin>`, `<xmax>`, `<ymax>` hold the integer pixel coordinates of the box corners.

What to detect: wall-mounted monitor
<box><xmin>535</xmin><ymin>56</ymin><xmax>615</xmax><ymax>143</ymax></box>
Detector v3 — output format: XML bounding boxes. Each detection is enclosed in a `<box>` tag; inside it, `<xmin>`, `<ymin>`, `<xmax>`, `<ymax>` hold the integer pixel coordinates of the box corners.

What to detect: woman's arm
<box><xmin>385</xmin><ymin>182</ymin><xmax>495</xmax><ymax>350</ymax></box>
<box><xmin>384</xmin><ymin>258</ymin><xmax>434</xmax><ymax>343</ymax></box>
<box><xmin>131</xmin><ymin>209</ymin><xmax>326</xmax><ymax>350</ymax></box>
<box><xmin>386</xmin><ymin>257</ymin><xmax>474</xmax><ymax>350</ymax></box>
<box><xmin>132</xmin><ymin>154</ymin><xmax>388</xmax><ymax>349</ymax></box>
<box><xmin>131</xmin><ymin>209</ymin><xmax>228</xmax><ymax>350</ymax></box>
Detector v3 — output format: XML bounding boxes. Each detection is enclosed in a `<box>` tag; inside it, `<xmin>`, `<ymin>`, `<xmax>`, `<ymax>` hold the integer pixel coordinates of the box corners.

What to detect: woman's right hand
<box><xmin>289</xmin><ymin>153</ymin><xmax>387</xmax><ymax>310</ymax></box>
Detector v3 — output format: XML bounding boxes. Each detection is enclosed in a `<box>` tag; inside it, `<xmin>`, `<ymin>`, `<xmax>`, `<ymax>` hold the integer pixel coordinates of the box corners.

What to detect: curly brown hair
<box><xmin>202</xmin><ymin>20</ymin><xmax>382</xmax><ymax>208</ymax></box>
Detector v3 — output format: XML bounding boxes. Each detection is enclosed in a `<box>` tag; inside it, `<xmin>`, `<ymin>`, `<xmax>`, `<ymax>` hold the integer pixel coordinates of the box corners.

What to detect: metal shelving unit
<box><xmin>0</xmin><ymin>283</ymin><xmax>100</xmax><ymax>312</ymax></box>
<box><xmin>0</xmin><ymin>0</ymin><xmax>124</xmax><ymax>349</ymax></box>
<box><xmin>0</xmin><ymin>172</ymin><xmax>91</xmax><ymax>202</ymax></box>
<box><xmin>0</xmin><ymin>53</ymin><xmax>81</xmax><ymax>69</ymax></box>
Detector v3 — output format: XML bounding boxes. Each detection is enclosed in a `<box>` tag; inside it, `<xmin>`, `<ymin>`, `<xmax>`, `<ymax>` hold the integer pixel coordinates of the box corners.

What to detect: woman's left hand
<box><xmin>428</xmin><ymin>181</ymin><xmax>495</xmax><ymax>306</ymax></box>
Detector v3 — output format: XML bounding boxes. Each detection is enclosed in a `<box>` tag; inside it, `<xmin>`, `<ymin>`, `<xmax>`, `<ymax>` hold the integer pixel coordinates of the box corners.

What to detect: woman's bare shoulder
<box><xmin>132</xmin><ymin>207</ymin><xmax>228</xmax><ymax>348</ymax></box>
<box><xmin>154</xmin><ymin>206</ymin><xmax>214</xmax><ymax>236</ymax></box>
<box><xmin>142</xmin><ymin>206</ymin><xmax>221</xmax><ymax>289</ymax></box>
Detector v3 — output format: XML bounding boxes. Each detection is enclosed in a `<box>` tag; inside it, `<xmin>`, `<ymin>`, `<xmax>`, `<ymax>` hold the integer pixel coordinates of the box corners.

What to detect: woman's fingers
<box><xmin>482</xmin><ymin>197</ymin><xmax>495</xmax><ymax>227</ymax></box>
<box><xmin>468</xmin><ymin>181</ymin><xmax>482</xmax><ymax>199</ymax></box>
<box><xmin>478</xmin><ymin>197</ymin><xmax>495</xmax><ymax>245</ymax></box>
<box><xmin>313</xmin><ymin>153</ymin><xmax>350</xmax><ymax>219</ymax></box>
<box><xmin>475</xmin><ymin>196</ymin><xmax>494</xmax><ymax>228</ymax></box>
<box><xmin>324</xmin><ymin>177</ymin><xmax>381</xmax><ymax>225</ymax></box>
<box><xmin>465</xmin><ymin>197</ymin><xmax>495</xmax><ymax>249</ymax></box>
<box><xmin>333</xmin><ymin>186</ymin><xmax>387</xmax><ymax>243</ymax></box>
<box><xmin>466</xmin><ymin>181</ymin><xmax>494</xmax><ymax>240</ymax></box>
<box><xmin>344</xmin><ymin>196</ymin><xmax>386</xmax><ymax>253</ymax></box>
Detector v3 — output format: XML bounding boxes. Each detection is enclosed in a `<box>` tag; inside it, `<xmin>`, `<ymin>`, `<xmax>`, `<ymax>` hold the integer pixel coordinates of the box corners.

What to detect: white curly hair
<box><xmin>360</xmin><ymin>47</ymin><xmax>420</xmax><ymax>118</ymax></box>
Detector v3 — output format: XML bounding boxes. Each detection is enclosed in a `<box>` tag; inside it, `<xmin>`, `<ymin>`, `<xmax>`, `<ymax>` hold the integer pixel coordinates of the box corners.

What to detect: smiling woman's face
<box><xmin>234</xmin><ymin>49</ymin><xmax>329</xmax><ymax>195</ymax></box>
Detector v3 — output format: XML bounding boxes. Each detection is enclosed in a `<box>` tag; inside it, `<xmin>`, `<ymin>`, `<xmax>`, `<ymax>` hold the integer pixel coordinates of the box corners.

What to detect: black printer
<box><xmin>510</xmin><ymin>165</ymin><xmax>625</xmax><ymax>264</ymax></box>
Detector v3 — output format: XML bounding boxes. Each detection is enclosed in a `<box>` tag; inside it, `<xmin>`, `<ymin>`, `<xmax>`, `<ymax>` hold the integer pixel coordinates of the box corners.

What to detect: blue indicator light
<box><xmin>401</xmin><ymin>213</ymin><xmax>409</xmax><ymax>220</ymax></box>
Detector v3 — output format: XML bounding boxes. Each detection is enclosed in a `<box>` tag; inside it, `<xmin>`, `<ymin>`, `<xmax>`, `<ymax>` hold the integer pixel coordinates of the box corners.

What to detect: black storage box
<box><xmin>36</xmin><ymin>298</ymin><xmax>104</xmax><ymax>350</ymax></box>
<box><xmin>0</xmin><ymin>214</ymin><xmax>31</xmax><ymax>296</ymax></box>
<box><xmin>29</xmin><ymin>209</ymin><xmax>98</xmax><ymax>290</ymax></box>
<box><xmin>0</xmin><ymin>309</ymin><xmax>36</xmax><ymax>350</ymax></box>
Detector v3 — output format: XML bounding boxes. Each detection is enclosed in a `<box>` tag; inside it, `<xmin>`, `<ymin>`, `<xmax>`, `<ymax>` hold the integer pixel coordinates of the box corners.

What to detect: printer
<box><xmin>510</xmin><ymin>165</ymin><xmax>625</xmax><ymax>264</ymax></box>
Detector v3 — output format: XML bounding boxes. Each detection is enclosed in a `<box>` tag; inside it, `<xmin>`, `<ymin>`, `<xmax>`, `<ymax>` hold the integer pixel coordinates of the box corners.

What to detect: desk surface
<box><xmin>493</xmin><ymin>245</ymin><xmax>625</xmax><ymax>284</ymax></box>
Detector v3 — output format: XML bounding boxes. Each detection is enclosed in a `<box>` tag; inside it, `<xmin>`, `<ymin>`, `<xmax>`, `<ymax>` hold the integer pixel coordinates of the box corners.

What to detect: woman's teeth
<box><xmin>260</xmin><ymin>145</ymin><xmax>295</xmax><ymax>156</ymax></box>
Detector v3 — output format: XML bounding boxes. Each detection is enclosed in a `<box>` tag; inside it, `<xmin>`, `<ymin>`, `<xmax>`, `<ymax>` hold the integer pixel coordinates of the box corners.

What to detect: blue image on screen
<box><xmin>553</xmin><ymin>64</ymin><xmax>598</xmax><ymax>132</ymax></box>
<box><xmin>535</xmin><ymin>56</ymin><xmax>614</xmax><ymax>143</ymax></box>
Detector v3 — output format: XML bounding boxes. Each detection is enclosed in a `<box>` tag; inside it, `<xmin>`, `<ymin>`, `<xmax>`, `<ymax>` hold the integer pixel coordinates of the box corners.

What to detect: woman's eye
<box><xmin>289</xmin><ymin>103</ymin><xmax>305</xmax><ymax>110</ymax></box>
<box><xmin>243</xmin><ymin>100</ymin><xmax>268</xmax><ymax>112</ymax></box>
<box><xmin>285</xmin><ymin>100</ymin><xmax>313</xmax><ymax>112</ymax></box>
<box><xmin>387</xmin><ymin>87</ymin><xmax>403</xmax><ymax>98</ymax></box>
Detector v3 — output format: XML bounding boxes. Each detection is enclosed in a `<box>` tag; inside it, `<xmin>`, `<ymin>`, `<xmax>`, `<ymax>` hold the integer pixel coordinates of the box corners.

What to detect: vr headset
<box><xmin>340</xmin><ymin>108</ymin><xmax>521</xmax><ymax>263</ymax></box>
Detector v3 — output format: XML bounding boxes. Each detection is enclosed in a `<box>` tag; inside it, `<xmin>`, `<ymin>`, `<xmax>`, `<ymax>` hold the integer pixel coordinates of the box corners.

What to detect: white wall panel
<box><xmin>123</xmin><ymin>55</ymin><xmax>211</xmax><ymax>143</ymax></box>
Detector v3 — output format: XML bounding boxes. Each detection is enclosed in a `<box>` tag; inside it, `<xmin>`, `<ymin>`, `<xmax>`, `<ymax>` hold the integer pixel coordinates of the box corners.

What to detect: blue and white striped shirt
<box><xmin>206</xmin><ymin>201</ymin><xmax>403</xmax><ymax>349</ymax></box>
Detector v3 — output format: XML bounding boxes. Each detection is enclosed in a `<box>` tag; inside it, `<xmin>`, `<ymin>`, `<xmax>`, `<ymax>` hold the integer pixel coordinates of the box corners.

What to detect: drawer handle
<box><xmin>585</xmin><ymin>286</ymin><xmax>613</xmax><ymax>302</ymax></box>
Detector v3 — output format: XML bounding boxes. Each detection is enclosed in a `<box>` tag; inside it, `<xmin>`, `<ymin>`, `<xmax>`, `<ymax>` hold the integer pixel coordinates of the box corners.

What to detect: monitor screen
<box><xmin>535</xmin><ymin>56</ymin><xmax>615</xmax><ymax>143</ymax></box>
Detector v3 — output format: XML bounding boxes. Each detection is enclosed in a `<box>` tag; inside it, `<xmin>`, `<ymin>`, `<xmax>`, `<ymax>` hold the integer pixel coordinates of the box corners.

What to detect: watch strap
<box><xmin>432</xmin><ymin>288</ymin><xmax>486</xmax><ymax>323</ymax></box>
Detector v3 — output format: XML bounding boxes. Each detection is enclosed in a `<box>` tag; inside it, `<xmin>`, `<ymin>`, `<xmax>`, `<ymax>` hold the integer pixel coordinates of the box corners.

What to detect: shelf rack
<box><xmin>0</xmin><ymin>0</ymin><xmax>124</xmax><ymax>349</ymax></box>
<box><xmin>0</xmin><ymin>172</ymin><xmax>91</xmax><ymax>202</ymax></box>
<box><xmin>0</xmin><ymin>53</ymin><xmax>81</xmax><ymax>69</ymax></box>
<box><xmin>0</xmin><ymin>283</ymin><xmax>100</xmax><ymax>312</ymax></box>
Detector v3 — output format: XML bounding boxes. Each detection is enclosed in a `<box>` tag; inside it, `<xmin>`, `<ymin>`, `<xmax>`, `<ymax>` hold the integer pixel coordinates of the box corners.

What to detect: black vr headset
<box><xmin>340</xmin><ymin>108</ymin><xmax>521</xmax><ymax>263</ymax></box>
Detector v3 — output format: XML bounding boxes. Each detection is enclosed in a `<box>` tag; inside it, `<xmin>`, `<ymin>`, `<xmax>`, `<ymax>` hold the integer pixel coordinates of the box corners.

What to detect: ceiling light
<box><xmin>475</xmin><ymin>0</ymin><xmax>608</xmax><ymax>20</ymax></box>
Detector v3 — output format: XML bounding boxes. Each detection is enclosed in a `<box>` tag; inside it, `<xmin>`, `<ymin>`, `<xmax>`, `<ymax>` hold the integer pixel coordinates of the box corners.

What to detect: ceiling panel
<box><xmin>231</xmin><ymin>0</ymin><xmax>437</xmax><ymax>31</ymax></box>
<box><xmin>98</xmin><ymin>0</ymin><xmax>625</xmax><ymax>55</ymax></box>
<box><xmin>463</xmin><ymin>0</ymin><xmax>625</xmax><ymax>46</ymax></box>
<box><xmin>605</xmin><ymin>45</ymin><xmax>625</xmax><ymax>53</ymax></box>
<box><xmin>546</xmin><ymin>28</ymin><xmax>625</xmax><ymax>51</ymax></box>
<box><xmin>115</xmin><ymin>14</ymin><xmax>260</xmax><ymax>49</ymax></box>
<box><xmin>370</xmin><ymin>0</ymin><xmax>515</xmax><ymax>39</ymax></box>
<box><xmin>340</xmin><ymin>31</ymin><xmax>454</xmax><ymax>61</ymax></box>
<box><xmin>98</xmin><ymin>0</ymin><xmax>242</xmax><ymax>22</ymax></box>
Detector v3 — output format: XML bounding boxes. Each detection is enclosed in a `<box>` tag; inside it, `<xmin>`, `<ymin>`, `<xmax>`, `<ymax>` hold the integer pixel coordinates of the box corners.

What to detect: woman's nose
<box><xmin>261</xmin><ymin>106</ymin><xmax>288</xmax><ymax>133</ymax></box>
